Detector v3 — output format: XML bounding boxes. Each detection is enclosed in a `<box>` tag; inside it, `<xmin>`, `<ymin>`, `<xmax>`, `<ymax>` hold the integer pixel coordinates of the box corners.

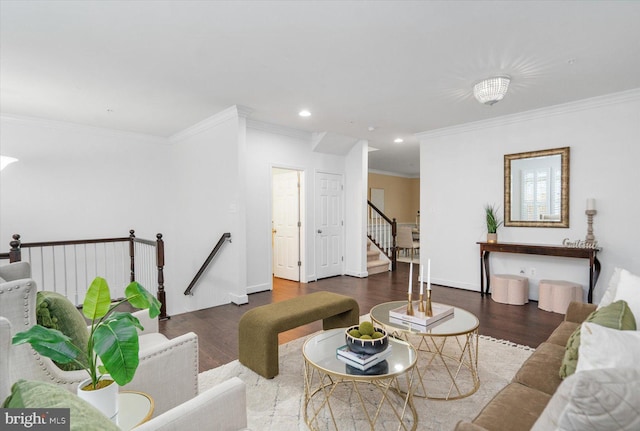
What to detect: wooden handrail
<box><xmin>367</xmin><ymin>201</ymin><xmax>397</xmax><ymax>271</ymax></box>
<box><xmin>4</xmin><ymin>230</ymin><xmax>168</xmax><ymax>319</ymax></box>
<box><xmin>184</xmin><ymin>233</ymin><xmax>232</xmax><ymax>296</ymax></box>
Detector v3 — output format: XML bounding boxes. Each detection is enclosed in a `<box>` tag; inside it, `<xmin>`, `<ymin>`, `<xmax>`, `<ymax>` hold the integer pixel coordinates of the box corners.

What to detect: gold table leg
<box><xmin>303</xmin><ymin>360</ymin><xmax>418</xmax><ymax>430</ymax></box>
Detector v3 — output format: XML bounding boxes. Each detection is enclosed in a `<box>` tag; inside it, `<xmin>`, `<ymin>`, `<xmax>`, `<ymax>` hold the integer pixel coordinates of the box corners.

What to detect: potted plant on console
<box><xmin>12</xmin><ymin>277</ymin><xmax>161</xmax><ymax>421</ymax></box>
<box><xmin>485</xmin><ymin>203</ymin><xmax>503</xmax><ymax>243</ymax></box>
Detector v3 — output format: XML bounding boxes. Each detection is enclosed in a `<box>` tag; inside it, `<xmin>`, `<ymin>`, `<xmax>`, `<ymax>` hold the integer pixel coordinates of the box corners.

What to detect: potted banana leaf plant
<box><xmin>485</xmin><ymin>203</ymin><xmax>503</xmax><ymax>243</ymax></box>
<box><xmin>12</xmin><ymin>277</ymin><xmax>161</xmax><ymax>420</ymax></box>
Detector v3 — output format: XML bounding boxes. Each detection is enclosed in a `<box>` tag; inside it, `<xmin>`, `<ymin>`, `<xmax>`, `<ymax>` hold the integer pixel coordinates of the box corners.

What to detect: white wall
<box><xmin>0</xmin><ymin>115</ymin><xmax>168</xmax><ymax>246</ymax></box>
<box><xmin>166</xmin><ymin>106</ymin><xmax>248</xmax><ymax>314</ymax></box>
<box><xmin>245</xmin><ymin>122</ymin><xmax>349</xmax><ymax>291</ymax></box>
<box><xmin>344</xmin><ymin>140</ymin><xmax>369</xmax><ymax>277</ymax></box>
<box><xmin>418</xmin><ymin>90</ymin><xmax>640</xmax><ymax>303</ymax></box>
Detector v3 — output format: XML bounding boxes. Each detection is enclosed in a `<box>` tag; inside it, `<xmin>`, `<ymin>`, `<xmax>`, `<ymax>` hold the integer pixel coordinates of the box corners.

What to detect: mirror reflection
<box><xmin>504</xmin><ymin>147</ymin><xmax>570</xmax><ymax>228</ymax></box>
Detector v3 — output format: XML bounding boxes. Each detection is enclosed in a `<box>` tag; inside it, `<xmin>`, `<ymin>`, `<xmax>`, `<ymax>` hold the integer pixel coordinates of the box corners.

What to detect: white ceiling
<box><xmin>1</xmin><ymin>1</ymin><xmax>639</xmax><ymax>177</ymax></box>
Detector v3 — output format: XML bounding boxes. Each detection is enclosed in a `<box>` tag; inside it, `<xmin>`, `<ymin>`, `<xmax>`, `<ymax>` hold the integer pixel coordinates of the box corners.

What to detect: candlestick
<box><xmin>406</xmin><ymin>293</ymin><xmax>414</xmax><ymax>316</ymax></box>
<box><xmin>425</xmin><ymin>289</ymin><xmax>433</xmax><ymax>317</ymax></box>
<box><xmin>420</xmin><ymin>264</ymin><xmax>424</xmax><ymax>295</ymax></box>
<box><xmin>418</xmin><ymin>293</ymin><xmax>425</xmax><ymax>313</ymax></box>
<box><xmin>408</xmin><ymin>261</ymin><xmax>413</xmax><ymax>294</ymax></box>
<box><xmin>585</xmin><ymin>209</ymin><xmax>597</xmax><ymax>244</ymax></box>
<box><xmin>586</xmin><ymin>198</ymin><xmax>596</xmax><ymax>211</ymax></box>
<box><xmin>427</xmin><ymin>258</ymin><xmax>431</xmax><ymax>291</ymax></box>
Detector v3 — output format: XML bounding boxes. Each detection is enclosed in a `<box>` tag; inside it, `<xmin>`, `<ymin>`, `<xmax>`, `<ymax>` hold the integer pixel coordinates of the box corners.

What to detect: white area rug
<box><xmin>199</xmin><ymin>331</ymin><xmax>534</xmax><ymax>430</ymax></box>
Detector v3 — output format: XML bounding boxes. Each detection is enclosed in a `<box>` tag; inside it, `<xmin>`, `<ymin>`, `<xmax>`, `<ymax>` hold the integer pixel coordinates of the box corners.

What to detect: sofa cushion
<box><xmin>531</xmin><ymin>368</ymin><xmax>640</xmax><ymax>431</ymax></box>
<box><xmin>545</xmin><ymin>321</ymin><xmax>579</xmax><ymax>347</ymax></box>
<box><xmin>2</xmin><ymin>380</ymin><xmax>119</xmax><ymax>431</ymax></box>
<box><xmin>559</xmin><ymin>300</ymin><xmax>636</xmax><ymax>379</ymax></box>
<box><xmin>471</xmin><ymin>383</ymin><xmax>552</xmax><ymax>431</ymax></box>
<box><xmin>576</xmin><ymin>322</ymin><xmax>640</xmax><ymax>373</ymax></box>
<box><xmin>597</xmin><ymin>267</ymin><xmax>622</xmax><ymax>309</ymax></box>
<box><xmin>36</xmin><ymin>291</ymin><xmax>89</xmax><ymax>371</ymax></box>
<box><xmin>514</xmin><ymin>342</ymin><xmax>565</xmax><ymax>396</ymax></box>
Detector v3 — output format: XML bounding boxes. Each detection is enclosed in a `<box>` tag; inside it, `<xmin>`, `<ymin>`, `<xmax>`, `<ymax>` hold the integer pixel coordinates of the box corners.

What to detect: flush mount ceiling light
<box><xmin>0</xmin><ymin>155</ymin><xmax>19</xmax><ymax>171</ymax></box>
<box><xmin>298</xmin><ymin>110</ymin><xmax>311</xmax><ymax>117</ymax></box>
<box><xmin>473</xmin><ymin>75</ymin><xmax>511</xmax><ymax>105</ymax></box>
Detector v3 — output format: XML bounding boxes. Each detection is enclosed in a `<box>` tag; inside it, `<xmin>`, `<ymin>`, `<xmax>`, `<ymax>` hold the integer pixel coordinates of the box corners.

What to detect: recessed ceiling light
<box><xmin>298</xmin><ymin>110</ymin><xmax>311</xmax><ymax>117</ymax></box>
<box><xmin>394</xmin><ymin>138</ymin><xmax>404</xmax><ymax>143</ymax></box>
<box><xmin>368</xmin><ymin>126</ymin><xmax>375</xmax><ymax>132</ymax></box>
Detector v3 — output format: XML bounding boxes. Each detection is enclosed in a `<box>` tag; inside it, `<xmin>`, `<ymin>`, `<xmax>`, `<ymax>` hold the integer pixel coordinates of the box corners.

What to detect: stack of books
<box><xmin>336</xmin><ymin>344</ymin><xmax>392</xmax><ymax>370</ymax></box>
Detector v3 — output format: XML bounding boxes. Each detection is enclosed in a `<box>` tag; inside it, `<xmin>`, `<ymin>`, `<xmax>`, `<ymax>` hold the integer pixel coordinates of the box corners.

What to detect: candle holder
<box><xmin>418</xmin><ymin>293</ymin><xmax>425</xmax><ymax>313</ymax></box>
<box><xmin>585</xmin><ymin>209</ymin><xmax>597</xmax><ymax>244</ymax></box>
<box><xmin>406</xmin><ymin>293</ymin><xmax>414</xmax><ymax>316</ymax></box>
<box><xmin>425</xmin><ymin>289</ymin><xmax>433</xmax><ymax>317</ymax></box>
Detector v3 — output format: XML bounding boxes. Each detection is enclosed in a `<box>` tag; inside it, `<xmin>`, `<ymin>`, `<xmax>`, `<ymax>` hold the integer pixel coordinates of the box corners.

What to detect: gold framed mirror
<box><xmin>504</xmin><ymin>147</ymin><xmax>570</xmax><ymax>228</ymax></box>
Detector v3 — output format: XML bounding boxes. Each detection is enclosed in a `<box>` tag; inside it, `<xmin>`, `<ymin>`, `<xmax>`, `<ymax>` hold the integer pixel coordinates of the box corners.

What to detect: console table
<box><xmin>477</xmin><ymin>242</ymin><xmax>601</xmax><ymax>303</ymax></box>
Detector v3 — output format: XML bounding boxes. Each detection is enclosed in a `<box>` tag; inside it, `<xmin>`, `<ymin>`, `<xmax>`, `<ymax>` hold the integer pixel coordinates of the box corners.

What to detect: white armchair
<box><xmin>0</xmin><ymin>262</ymin><xmax>198</xmax><ymax>416</ymax></box>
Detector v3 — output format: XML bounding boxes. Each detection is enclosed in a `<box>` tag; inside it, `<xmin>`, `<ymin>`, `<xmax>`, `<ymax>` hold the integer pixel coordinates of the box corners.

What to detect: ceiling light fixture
<box><xmin>394</xmin><ymin>138</ymin><xmax>404</xmax><ymax>143</ymax></box>
<box><xmin>298</xmin><ymin>110</ymin><xmax>311</xmax><ymax>117</ymax></box>
<box><xmin>473</xmin><ymin>75</ymin><xmax>511</xmax><ymax>106</ymax></box>
<box><xmin>0</xmin><ymin>155</ymin><xmax>19</xmax><ymax>171</ymax></box>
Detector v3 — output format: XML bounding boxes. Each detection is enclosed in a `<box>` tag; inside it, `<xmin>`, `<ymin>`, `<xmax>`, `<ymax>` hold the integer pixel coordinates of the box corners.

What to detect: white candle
<box><xmin>427</xmin><ymin>258</ymin><xmax>431</xmax><ymax>291</ymax></box>
<box><xmin>586</xmin><ymin>198</ymin><xmax>596</xmax><ymax>211</ymax></box>
<box><xmin>408</xmin><ymin>262</ymin><xmax>413</xmax><ymax>294</ymax></box>
<box><xmin>420</xmin><ymin>264</ymin><xmax>424</xmax><ymax>295</ymax></box>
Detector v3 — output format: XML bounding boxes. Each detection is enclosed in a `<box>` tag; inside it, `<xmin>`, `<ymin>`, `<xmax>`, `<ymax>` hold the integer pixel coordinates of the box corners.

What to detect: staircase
<box><xmin>367</xmin><ymin>240</ymin><xmax>390</xmax><ymax>275</ymax></box>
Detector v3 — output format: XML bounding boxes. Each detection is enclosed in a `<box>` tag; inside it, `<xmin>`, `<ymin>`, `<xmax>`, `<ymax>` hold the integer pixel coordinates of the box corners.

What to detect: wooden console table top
<box><xmin>477</xmin><ymin>242</ymin><xmax>601</xmax><ymax>303</ymax></box>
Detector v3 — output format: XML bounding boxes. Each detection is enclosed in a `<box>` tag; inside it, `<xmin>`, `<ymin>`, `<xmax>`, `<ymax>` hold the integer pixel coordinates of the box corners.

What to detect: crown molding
<box><xmin>169</xmin><ymin>105</ymin><xmax>251</xmax><ymax>143</ymax></box>
<box><xmin>0</xmin><ymin>113</ymin><xmax>168</xmax><ymax>145</ymax></box>
<box><xmin>368</xmin><ymin>168</ymin><xmax>419</xmax><ymax>179</ymax></box>
<box><xmin>416</xmin><ymin>88</ymin><xmax>640</xmax><ymax>141</ymax></box>
<box><xmin>246</xmin><ymin>119</ymin><xmax>313</xmax><ymax>141</ymax></box>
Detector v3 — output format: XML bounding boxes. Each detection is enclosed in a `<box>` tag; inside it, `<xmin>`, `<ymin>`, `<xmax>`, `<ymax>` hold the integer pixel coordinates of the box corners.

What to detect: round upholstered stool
<box><xmin>538</xmin><ymin>280</ymin><xmax>583</xmax><ymax>314</ymax></box>
<box><xmin>490</xmin><ymin>274</ymin><xmax>529</xmax><ymax>305</ymax></box>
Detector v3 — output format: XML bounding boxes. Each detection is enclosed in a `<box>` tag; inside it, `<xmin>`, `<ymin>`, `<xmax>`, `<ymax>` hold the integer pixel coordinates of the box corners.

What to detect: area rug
<box><xmin>198</xmin><ymin>331</ymin><xmax>534</xmax><ymax>430</ymax></box>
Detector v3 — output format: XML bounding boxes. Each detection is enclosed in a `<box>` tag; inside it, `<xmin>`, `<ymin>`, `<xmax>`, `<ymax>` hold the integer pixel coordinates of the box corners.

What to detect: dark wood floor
<box><xmin>159</xmin><ymin>262</ymin><xmax>564</xmax><ymax>372</ymax></box>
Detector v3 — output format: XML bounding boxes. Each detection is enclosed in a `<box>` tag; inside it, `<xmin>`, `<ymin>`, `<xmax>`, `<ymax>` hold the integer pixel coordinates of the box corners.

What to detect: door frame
<box><xmin>270</xmin><ymin>164</ymin><xmax>307</xmax><ymax>283</ymax></box>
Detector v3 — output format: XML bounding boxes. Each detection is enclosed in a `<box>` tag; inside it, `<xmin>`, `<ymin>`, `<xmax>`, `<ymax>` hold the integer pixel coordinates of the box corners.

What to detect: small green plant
<box><xmin>13</xmin><ymin>277</ymin><xmax>161</xmax><ymax>390</ymax></box>
<box><xmin>485</xmin><ymin>204</ymin><xmax>503</xmax><ymax>234</ymax></box>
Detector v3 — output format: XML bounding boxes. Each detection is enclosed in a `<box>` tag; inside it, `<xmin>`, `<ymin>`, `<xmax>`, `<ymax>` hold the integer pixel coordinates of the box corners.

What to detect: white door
<box><xmin>315</xmin><ymin>172</ymin><xmax>343</xmax><ymax>279</ymax></box>
<box><xmin>272</xmin><ymin>169</ymin><xmax>300</xmax><ymax>281</ymax></box>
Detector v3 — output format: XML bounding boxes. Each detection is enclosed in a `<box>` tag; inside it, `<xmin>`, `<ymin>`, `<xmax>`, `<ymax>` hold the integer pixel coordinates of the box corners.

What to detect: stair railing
<box><xmin>1</xmin><ymin>230</ymin><xmax>168</xmax><ymax>320</ymax></box>
<box><xmin>184</xmin><ymin>232</ymin><xmax>232</xmax><ymax>296</ymax></box>
<box><xmin>367</xmin><ymin>201</ymin><xmax>397</xmax><ymax>271</ymax></box>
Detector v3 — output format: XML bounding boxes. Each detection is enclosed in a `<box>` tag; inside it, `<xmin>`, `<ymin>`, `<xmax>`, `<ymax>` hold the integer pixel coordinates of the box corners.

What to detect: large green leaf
<box><xmin>125</xmin><ymin>281</ymin><xmax>161</xmax><ymax>319</ymax></box>
<box><xmin>12</xmin><ymin>325</ymin><xmax>82</xmax><ymax>365</ymax></box>
<box><xmin>93</xmin><ymin>313</ymin><xmax>140</xmax><ymax>386</ymax></box>
<box><xmin>83</xmin><ymin>277</ymin><xmax>111</xmax><ymax>320</ymax></box>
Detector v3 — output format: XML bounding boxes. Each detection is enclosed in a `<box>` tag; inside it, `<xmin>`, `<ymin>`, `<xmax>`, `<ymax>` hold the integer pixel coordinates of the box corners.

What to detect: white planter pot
<box><xmin>77</xmin><ymin>376</ymin><xmax>119</xmax><ymax>422</ymax></box>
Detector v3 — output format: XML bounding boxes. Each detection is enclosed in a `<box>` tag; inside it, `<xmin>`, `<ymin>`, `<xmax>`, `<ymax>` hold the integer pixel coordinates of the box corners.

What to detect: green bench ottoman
<box><xmin>238</xmin><ymin>291</ymin><xmax>359</xmax><ymax>378</ymax></box>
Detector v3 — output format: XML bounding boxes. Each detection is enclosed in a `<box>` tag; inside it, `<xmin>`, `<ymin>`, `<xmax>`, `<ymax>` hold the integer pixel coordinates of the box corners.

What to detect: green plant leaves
<box><xmin>92</xmin><ymin>312</ymin><xmax>141</xmax><ymax>386</ymax></box>
<box><xmin>125</xmin><ymin>281</ymin><xmax>161</xmax><ymax>319</ymax></box>
<box><xmin>83</xmin><ymin>277</ymin><xmax>111</xmax><ymax>320</ymax></box>
<box><xmin>12</xmin><ymin>325</ymin><xmax>82</xmax><ymax>365</ymax></box>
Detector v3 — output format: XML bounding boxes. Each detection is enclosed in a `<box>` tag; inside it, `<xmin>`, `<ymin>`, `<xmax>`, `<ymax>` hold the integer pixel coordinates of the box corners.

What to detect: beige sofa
<box><xmin>455</xmin><ymin>301</ymin><xmax>597</xmax><ymax>431</ymax></box>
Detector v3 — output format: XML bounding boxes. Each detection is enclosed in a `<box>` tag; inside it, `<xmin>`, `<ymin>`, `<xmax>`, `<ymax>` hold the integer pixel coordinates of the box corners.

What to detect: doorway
<box><xmin>272</xmin><ymin>168</ymin><xmax>304</xmax><ymax>282</ymax></box>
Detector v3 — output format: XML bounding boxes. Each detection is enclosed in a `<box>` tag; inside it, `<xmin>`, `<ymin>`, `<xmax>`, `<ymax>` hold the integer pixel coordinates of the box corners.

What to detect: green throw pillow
<box><xmin>36</xmin><ymin>291</ymin><xmax>89</xmax><ymax>371</ymax></box>
<box><xmin>559</xmin><ymin>300</ymin><xmax>636</xmax><ymax>379</ymax></box>
<box><xmin>2</xmin><ymin>380</ymin><xmax>119</xmax><ymax>431</ymax></box>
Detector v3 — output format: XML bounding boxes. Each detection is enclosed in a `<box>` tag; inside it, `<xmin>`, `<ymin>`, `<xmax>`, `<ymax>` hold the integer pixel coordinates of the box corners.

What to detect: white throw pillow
<box><xmin>597</xmin><ymin>267</ymin><xmax>622</xmax><ymax>309</ymax></box>
<box><xmin>612</xmin><ymin>269</ymin><xmax>640</xmax><ymax>328</ymax></box>
<box><xmin>531</xmin><ymin>367</ymin><xmax>640</xmax><ymax>431</ymax></box>
<box><xmin>576</xmin><ymin>322</ymin><xmax>640</xmax><ymax>373</ymax></box>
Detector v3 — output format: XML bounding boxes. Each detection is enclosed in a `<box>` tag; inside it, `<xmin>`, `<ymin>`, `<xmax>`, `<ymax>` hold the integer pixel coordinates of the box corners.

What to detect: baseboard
<box><xmin>345</xmin><ymin>270</ymin><xmax>368</xmax><ymax>278</ymax></box>
<box><xmin>229</xmin><ymin>292</ymin><xmax>249</xmax><ymax>305</ymax></box>
<box><xmin>246</xmin><ymin>282</ymin><xmax>271</xmax><ymax>294</ymax></box>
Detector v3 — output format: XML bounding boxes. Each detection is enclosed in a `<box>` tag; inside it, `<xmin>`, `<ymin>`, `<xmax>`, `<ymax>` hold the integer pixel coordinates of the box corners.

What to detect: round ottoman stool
<box><xmin>538</xmin><ymin>280</ymin><xmax>583</xmax><ymax>314</ymax></box>
<box><xmin>490</xmin><ymin>274</ymin><xmax>529</xmax><ymax>305</ymax></box>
